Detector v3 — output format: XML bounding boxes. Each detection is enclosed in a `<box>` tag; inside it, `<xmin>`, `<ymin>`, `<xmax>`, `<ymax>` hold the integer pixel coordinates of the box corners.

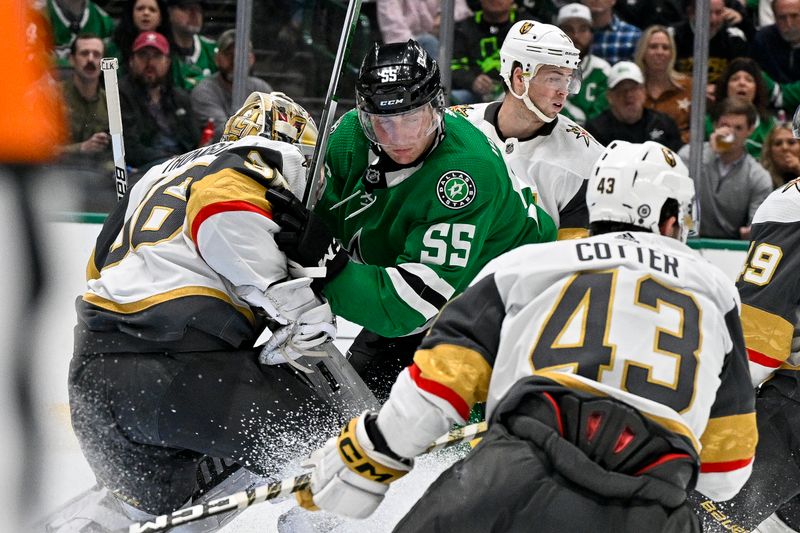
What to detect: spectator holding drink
<box><xmin>678</xmin><ymin>98</ymin><xmax>773</xmax><ymax>240</ymax></box>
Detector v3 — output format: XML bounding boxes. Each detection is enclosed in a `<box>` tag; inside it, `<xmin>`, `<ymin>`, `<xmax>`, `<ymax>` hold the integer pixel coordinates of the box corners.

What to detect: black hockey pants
<box><xmin>68</xmin><ymin>347</ymin><xmax>340</xmax><ymax>515</ymax></box>
<box><xmin>394</xmin><ymin>377</ymin><xmax>701</xmax><ymax>533</ymax></box>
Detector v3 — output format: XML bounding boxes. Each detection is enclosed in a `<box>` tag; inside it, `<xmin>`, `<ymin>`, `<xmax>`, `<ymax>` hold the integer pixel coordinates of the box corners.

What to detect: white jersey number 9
<box><xmin>739</xmin><ymin>242</ymin><xmax>783</xmax><ymax>286</ymax></box>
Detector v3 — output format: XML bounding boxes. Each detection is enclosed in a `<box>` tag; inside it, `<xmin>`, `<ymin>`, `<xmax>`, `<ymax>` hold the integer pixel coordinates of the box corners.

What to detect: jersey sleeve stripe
<box><xmin>386</xmin><ymin>267</ymin><xmax>441</xmax><ymax>320</ymax></box>
<box><xmin>746</xmin><ymin>347</ymin><xmax>783</xmax><ymax>368</ymax></box>
<box><xmin>411</xmin><ymin>344</ymin><xmax>493</xmax><ymax>420</ymax></box>
<box><xmin>699</xmin><ymin>456</ymin><xmax>754</xmax><ymax>473</ymax></box>
<box><xmin>740</xmin><ymin>303</ymin><xmax>794</xmax><ymax>364</ymax></box>
<box><xmin>397</xmin><ymin>263</ymin><xmax>456</xmax><ymax>301</ymax></box>
<box><xmin>394</xmin><ymin>265</ymin><xmax>448</xmax><ymax>310</ymax></box>
<box><xmin>698</xmin><ymin>412</ymin><xmax>757</xmax><ymax>465</ymax></box>
<box><xmin>408</xmin><ymin>363</ymin><xmax>470</xmax><ymax>420</ymax></box>
<box><xmin>190</xmin><ymin>200</ymin><xmax>271</xmax><ymax>243</ymax></box>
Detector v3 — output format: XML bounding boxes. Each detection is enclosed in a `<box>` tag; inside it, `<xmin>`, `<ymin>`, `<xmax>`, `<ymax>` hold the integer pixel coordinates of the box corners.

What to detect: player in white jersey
<box><xmin>65</xmin><ymin>92</ymin><xmax>348</xmax><ymax>529</ymax></box>
<box><xmin>293</xmin><ymin>141</ymin><xmax>756</xmax><ymax>532</ymax></box>
<box><xmin>688</xmin><ymin>134</ymin><xmax>800</xmax><ymax>529</ymax></box>
<box><xmin>452</xmin><ymin>20</ymin><xmax>604</xmax><ymax>240</ymax></box>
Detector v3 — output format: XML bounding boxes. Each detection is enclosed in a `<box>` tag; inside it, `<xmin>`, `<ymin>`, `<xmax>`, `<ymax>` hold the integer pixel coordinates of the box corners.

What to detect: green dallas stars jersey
<box><xmin>316</xmin><ymin>109</ymin><xmax>557</xmax><ymax>338</ymax></box>
<box><xmin>561</xmin><ymin>55</ymin><xmax>610</xmax><ymax>126</ymax></box>
<box><xmin>171</xmin><ymin>35</ymin><xmax>218</xmax><ymax>91</ymax></box>
<box><xmin>46</xmin><ymin>0</ymin><xmax>115</xmax><ymax>68</ymax></box>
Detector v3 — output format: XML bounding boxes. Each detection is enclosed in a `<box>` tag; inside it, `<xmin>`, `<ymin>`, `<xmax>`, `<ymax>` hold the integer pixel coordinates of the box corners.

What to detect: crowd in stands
<box><xmin>40</xmin><ymin>0</ymin><xmax>800</xmax><ymax>239</ymax></box>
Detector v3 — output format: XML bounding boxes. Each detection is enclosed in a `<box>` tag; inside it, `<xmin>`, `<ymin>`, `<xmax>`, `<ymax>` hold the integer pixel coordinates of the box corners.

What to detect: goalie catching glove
<box><xmin>296</xmin><ymin>412</ymin><xmax>413</xmax><ymax>518</ymax></box>
<box><xmin>265</xmin><ymin>188</ymin><xmax>349</xmax><ymax>292</ymax></box>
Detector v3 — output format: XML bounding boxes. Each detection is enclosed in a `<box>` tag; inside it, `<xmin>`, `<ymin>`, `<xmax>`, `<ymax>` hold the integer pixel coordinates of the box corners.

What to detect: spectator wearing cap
<box><xmin>45</xmin><ymin>0</ymin><xmax>115</xmax><ymax>69</ymax></box>
<box><xmin>167</xmin><ymin>0</ymin><xmax>217</xmax><ymax>90</ymax></box>
<box><xmin>581</xmin><ymin>0</ymin><xmax>641</xmax><ymax>65</ymax></box>
<box><xmin>190</xmin><ymin>29</ymin><xmax>273</xmax><ymax>142</ymax></box>
<box><xmin>678</xmin><ymin>98</ymin><xmax>772</xmax><ymax>240</ymax></box>
<box><xmin>119</xmin><ymin>31</ymin><xmax>198</xmax><ymax>173</ymax></box>
<box><xmin>585</xmin><ymin>61</ymin><xmax>682</xmax><ymax>151</ymax></box>
<box><xmin>557</xmin><ymin>3</ymin><xmax>610</xmax><ymax>125</ymax></box>
<box><xmin>106</xmin><ymin>0</ymin><xmax>174</xmax><ymax>71</ymax></box>
<box><xmin>449</xmin><ymin>0</ymin><xmax>533</xmax><ymax>104</ymax></box>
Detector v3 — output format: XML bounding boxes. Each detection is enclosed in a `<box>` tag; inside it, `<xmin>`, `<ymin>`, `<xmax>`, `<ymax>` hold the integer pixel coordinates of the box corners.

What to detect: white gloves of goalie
<box><xmin>239</xmin><ymin>278</ymin><xmax>336</xmax><ymax>365</ymax></box>
<box><xmin>296</xmin><ymin>413</ymin><xmax>412</xmax><ymax>519</ymax></box>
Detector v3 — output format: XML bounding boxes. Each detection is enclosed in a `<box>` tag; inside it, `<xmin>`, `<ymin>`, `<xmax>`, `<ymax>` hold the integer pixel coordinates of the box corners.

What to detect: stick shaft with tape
<box><xmin>101</xmin><ymin>57</ymin><xmax>128</xmax><ymax>200</ymax></box>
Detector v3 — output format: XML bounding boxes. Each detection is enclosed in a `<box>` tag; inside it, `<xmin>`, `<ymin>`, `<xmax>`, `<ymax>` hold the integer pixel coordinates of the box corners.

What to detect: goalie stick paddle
<box><xmin>101</xmin><ymin>57</ymin><xmax>128</xmax><ymax>200</ymax></box>
<box><xmin>303</xmin><ymin>0</ymin><xmax>363</xmax><ymax>210</ymax></box>
<box><xmin>126</xmin><ymin>421</ymin><xmax>488</xmax><ymax>532</ymax></box>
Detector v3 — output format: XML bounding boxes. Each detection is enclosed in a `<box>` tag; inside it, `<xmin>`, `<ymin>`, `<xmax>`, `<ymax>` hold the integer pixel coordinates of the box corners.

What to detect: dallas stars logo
<box><xmin>565</xmin><ymin>125</ymin><xmax>593</xmax><ymax>147</ymax></box>
<box><xmin>436</xmin><ymin>171</ymin><xmax>476</xmax><ymax>209</ymax></box>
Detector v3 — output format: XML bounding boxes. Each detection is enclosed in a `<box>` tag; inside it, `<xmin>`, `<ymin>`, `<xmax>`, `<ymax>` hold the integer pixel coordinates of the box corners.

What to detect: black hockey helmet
<box><xmin>356</xmin><ymin>40</ymin><xmax>444</xmax><ymax>115</ymax></box>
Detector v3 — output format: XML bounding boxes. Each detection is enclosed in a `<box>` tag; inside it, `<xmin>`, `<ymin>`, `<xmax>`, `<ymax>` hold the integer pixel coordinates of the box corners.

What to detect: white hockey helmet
<box><xmin>586</xmin><ymin>141</ymin><xmax>697</xmax><ymax>242</ymax></box>
<box><xmin>499</xmin><ymin>20</ymin><xmax>581</xmax><ymax>123</ymax></box>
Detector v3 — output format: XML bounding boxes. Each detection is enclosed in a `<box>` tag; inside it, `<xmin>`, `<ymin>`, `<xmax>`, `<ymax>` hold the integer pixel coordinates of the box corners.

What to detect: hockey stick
<box><xmin>303</xmin><ymin>0</ymin><xmax>363</xmax><ymax>210</ymax></box>
<box><xmin>126</xmin><ymin>420</ymin><xmax>487</xmax><ymax>532</ymax></box>
<box><xmin>101</xmin><ymin>57</ymin><xmax>128</xmax><ymax>200</ymax></box>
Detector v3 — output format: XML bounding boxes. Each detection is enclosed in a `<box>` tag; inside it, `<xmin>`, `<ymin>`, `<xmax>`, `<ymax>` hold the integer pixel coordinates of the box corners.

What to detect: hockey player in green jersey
<box><xmin>267</xmin><ymin>40</ymin><xmax>556</xmax><ymax>399</ymax></box>
<box><xmin>294</xmin><ymin>142</ymin><xmax>756</xmax><ymax>531</ymax></box>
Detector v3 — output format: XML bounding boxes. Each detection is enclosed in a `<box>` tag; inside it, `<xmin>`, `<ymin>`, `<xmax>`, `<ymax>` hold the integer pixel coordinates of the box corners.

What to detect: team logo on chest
<box><xmin>436</xmin><ymin>171</ymin><xmax>476</xmax><ymax>209</ymax></box>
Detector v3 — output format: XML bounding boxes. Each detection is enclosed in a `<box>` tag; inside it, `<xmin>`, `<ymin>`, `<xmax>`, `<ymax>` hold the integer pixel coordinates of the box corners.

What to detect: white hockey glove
<box><xmin>296</xmin><ymin>412</ymin><xmax>413</xmax><ymax>519</ymax></box>
<box><xmin>259</xmin><ymin>301</ymin><xmax>336</xmax><ymax>366</ymax></box>
<box><xmin>237</xmin><ymin>278</ymin><xmax>336</xmax><ymax>365</ymax></box>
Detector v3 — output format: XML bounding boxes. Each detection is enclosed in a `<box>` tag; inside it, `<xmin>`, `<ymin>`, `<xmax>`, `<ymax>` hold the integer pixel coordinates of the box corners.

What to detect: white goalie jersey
<box><xmin>79</xmin><ymin>136</ymin><xmax>308</xmax><ymax>351</ymax></box>
<box><xmin>452</xmin><ymin>102</ymin><xmax>604</xmax><ymax>239</ymax></box>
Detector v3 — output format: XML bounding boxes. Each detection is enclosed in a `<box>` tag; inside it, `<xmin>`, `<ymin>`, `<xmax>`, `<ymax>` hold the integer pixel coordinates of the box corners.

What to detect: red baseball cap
<box><xmin>132</xmin><ymin>31</ymin><xmax>170</xmax><ymax>55</ymax></box>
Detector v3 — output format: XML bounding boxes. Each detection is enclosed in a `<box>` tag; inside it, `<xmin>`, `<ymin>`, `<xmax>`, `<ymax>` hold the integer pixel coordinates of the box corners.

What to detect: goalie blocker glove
<box><xmin>296</xmin><ymin>412</ymin><xmax>412</xmax><ymax>518</ymax></box>
<box><xmin>266</xmin><ymin>188</ymin><xmax>349</xmax><ymax>292</ymax></box>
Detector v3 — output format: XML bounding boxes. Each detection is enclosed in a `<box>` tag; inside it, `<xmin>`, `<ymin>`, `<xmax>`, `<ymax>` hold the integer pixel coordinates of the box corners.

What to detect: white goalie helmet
<box><xmin>586</xmin><ymin>141</ymin><xmax>697</xmax><ymax>242</ymax></box>
<box><xmin>499</xmin><ymin>20</ymin><xmax>581</xmax><ymax>123</ymax></box>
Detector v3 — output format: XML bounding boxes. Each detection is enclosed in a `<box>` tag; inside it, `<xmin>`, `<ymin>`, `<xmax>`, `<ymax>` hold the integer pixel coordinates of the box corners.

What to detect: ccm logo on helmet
<box><xmin>379</xmin><ymin>99</ymin><xmax>405</xmax><ymax>107</ymax></box>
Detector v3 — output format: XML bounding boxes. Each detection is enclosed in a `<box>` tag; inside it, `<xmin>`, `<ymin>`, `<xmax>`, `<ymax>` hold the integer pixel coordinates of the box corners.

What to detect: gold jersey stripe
<box><xmin>83</xmin><ymin>286</ymin><xmax>255</xmax><ymax>323</ymax></box>
<box><xmin>86</xmin><ymin>248</ymin><xmax>100</xmax><ymax>281</ymax></box>
<box><xmin>414</xmin><ymin>344</ymin><xmax>492</xmax><ymax>408</ymax></box>
<box><xmin>557</xmin><ymin>227</ymin><xmax>590</xmax><ymax>241</ymax></box>
<box><xmin>741</xmin><ymin>303</ymin><xmax>794</xmax><ymax>363</ymax></box>
<box><xmin>535</xmin><ymin>370</ymin><xmax>700</xmax><ymax>450</ymax></box>
<box><xmin>699</xmin><ymin>413</ymin><xmax>758</xmax><ymax>464</ymax></box>
<box><xmin>186</xmin><ymin>168</ymin><xmax>272</xmax><ymax>232</ymax></box>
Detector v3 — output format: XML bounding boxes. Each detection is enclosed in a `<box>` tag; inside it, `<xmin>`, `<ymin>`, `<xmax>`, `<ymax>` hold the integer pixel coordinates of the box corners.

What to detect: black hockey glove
<box><xmin>266</xmin><ymin>187</ymin><xmax>349</xmax><ymax>292</ymax></box>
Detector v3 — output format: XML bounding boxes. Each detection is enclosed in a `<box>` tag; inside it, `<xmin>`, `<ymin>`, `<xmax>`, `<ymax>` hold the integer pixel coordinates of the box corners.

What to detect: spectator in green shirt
<box><xmin>45</xmin><ymin>0</ymin><xmax>115</xmax><ymax>69</ymax></box>
<box><xmin>166</xmin><ymin>0</ymin><xmax>217</xmax><ymax>90</ymax></box>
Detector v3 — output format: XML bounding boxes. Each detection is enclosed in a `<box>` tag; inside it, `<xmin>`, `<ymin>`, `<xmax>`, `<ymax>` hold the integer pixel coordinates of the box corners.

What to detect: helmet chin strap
<box><xmin>504</xmin><ymin>75</ymin><xmax>556</xmax><ymax>124</ymax></box>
